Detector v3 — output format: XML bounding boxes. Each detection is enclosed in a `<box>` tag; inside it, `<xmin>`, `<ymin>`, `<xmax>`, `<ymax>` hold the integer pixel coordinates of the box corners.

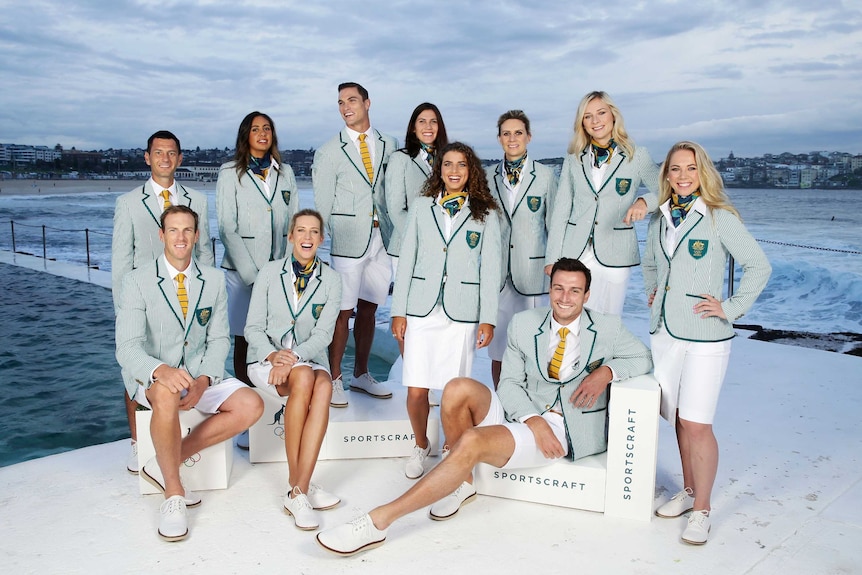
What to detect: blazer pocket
<box><xmin>612</xmin><ymin>225</ymin><xmax>634</xmax><ymax>231</ymax></box>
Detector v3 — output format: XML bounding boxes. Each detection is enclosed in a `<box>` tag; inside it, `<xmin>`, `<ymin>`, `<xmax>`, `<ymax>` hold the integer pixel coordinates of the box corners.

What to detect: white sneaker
<box><xmin>316</xmin><ymin>514</ymin><xmax>387</xmax><ymax>556</ymax></box>
<box><xmin>158</xmin><ymin>495</ymin><xmax>188</xmax><ymax>542</ymax></box>
<box><xmin>405</xmin><ymin>444</ymin><xmax>431</xmax><ymax>479</ymax></box>
<box><xmin>283</xmin><ymin>486</ymin><xmax>319</xmax><ymax>530</ymax></box>
<box><xmin>428</xmin><ymin>390</ymin><xmax>440</xmax><ymax>407</ymax></box>
<box><xmin>142</xmin><ymin>457</ymin><xmax>202</xmax><ymax>507</ymax></box>
<box><xmin>429</xmin><ymin>481</ymin><xmax>477</xmax><ymax>521</ymax></box>
<box><xmin>350</xmin><ymin>373</ymin><xmax>392</xmax><ymax>399</ymax></box>
<box><xmin>330</xmin><ymin>376</ymin><xmax>348</xmax><ymax>407</ymax></box>
<box><xmin>681</xmin><ymin>509</ymin><xmax>711</xmax><ymax>545</ymax></box>
<box><xmin>307</xmin><ymin>483</ymin><xmax>341</xmax><ymax>510</ymax></box>
<box><xmin>126</xmin><ymin>440</ymin><xmax>139</xmax><ymax>474</ymax></box>
<box><xmin>655</xmin><ymin>487</ymin><xmax>694</xmax><ymax>518</ymax></box>
<box><xmin>236</xmin><ymin>429</ymin><xmax>249</xmax><ymax>450</ymax></box>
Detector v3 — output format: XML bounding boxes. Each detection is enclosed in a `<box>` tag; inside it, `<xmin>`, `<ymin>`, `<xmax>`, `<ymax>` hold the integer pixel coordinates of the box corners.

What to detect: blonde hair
<box><xmin>568</xmin><ymin>91</ymin><xmax>635</xmax><ymax>158</ymax></box>
<box><xmin>658</xmin><ymin>141</ymin><xmax>739</xmax><ymax>218</ymax></box>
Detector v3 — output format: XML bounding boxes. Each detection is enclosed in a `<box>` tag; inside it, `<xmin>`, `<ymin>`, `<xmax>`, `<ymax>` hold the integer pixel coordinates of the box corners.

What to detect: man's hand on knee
<box><xmin>178</xmin><ymin>376</ymin><xmax>209</xmax><ymax>410</ymax></box>
<box><xmin>153</xmin><ymin>365</ymin><xmax>194</xmax><ymax>394</ymax></box>
<box><xmin>525</xmin><ymin>416</ymin><xmax>565</xmax><ymax>459</ymax></box>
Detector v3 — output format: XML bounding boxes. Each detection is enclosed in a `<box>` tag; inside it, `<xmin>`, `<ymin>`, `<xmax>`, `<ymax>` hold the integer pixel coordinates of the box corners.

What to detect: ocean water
<box><xmin>0</xmin><ymin>184</ymin><xmax>860</xmax><ymax>467</ymax></box>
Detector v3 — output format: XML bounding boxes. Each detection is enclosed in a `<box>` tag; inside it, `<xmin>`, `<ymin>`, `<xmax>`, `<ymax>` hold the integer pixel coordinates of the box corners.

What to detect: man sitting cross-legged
<box><xmin>316</xmin><ymin>257</ymin><xmax>652</xmax><ymax>555</ymax></box>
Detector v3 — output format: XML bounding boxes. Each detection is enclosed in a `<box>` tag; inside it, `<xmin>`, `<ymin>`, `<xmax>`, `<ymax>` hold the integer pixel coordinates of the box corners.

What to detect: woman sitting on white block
<box><xmin>245</xmin><ymin>209</ymin><xmax>343</xmax><ymax>531</ymax></box>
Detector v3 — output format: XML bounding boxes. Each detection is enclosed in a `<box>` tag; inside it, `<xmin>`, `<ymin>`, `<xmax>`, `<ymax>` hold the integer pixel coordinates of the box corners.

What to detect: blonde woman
<box><xmin>545</xmin><ymin>91</ymin><xmax>659</xmax><ymax>315</ymax></box>
<box><xmin>644</xmin><ymin>141</ymin><xmax>771</xmax><ymax>545</ymax></box>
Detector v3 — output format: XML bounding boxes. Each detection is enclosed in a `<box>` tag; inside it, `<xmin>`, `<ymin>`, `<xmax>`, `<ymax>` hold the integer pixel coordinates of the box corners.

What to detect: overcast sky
<box><xmin>1</xmin><ymin>0</ymin><xmax>860</xmax><ymax>161</ymax></box>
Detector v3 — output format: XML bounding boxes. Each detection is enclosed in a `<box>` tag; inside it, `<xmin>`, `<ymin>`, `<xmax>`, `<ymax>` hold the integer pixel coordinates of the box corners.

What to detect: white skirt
<box><xmin>402</xmin><ymin>304</ymin><xmax>477</xmax><ymax>390</ymax></box>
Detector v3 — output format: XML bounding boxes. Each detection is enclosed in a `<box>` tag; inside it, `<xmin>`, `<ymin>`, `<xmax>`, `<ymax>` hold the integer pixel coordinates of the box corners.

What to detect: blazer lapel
<box><xmin>155</xmin><ymin>258</ymin><xmax>185</xmax><ymax>330</ymax></box>
<box><xmin>339</xmin><ymin>129</ymin><xmax>372</xmax><ymax>187</ymax></box>
<box><xmin>596</xmin><ymin>150</ymin><xmax>626</xmax><ymax>194</ymax></box>
<box><xmin>140</xmin><ymin>184</ymin><xmax>161</xmax><ymax>227</ymax></box>
<box><xmin>511</xmin><ymin>159</ymin><xmax>537</xmax><ymax>216</ymax></box>
<box><xmin>184</xmin><ymin>262</ymin><xmax>205</xmax><ymax>337</ymax></box>
<box><xmin>372</xmin><ymin>129</ymin><xmax>388</xmax><ymax>188</ymax></box>
<box><xmin>411</xmin><ymin>154</ymin><xmax>431</xmax><ymax>178</ymax></box>
<box><xmin>533</xmin><ymin>309</ymin><xmax>554</xmax><ymax>383</ymax></box>
<box><xmin>670</xmin><ymin>209</ymin><xmax>705</xmax><ymax>259</ymax></box>
<box><xmin>491</xmin><ymin>163</ymin><xmax>512</xmax><ymax>221</ymax></box>
<box><xmin>576</xmin><ymin>311</ymin><xmax>598</xmax><ymax>378</ymax></box>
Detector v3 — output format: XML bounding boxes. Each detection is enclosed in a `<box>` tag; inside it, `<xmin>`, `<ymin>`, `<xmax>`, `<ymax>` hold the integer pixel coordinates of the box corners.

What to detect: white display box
<box><xmin>136</xmin><ymin>408</ymin><xmax>234</xmax><ymax>494</ymax></box>
<box><xmin>474</xmin><ymin>374</ymin><xmax>660</xmax><ymax>521</ymax></box>
<box><xmin>248</xmin><ymin>384</ymin><xmax>439</xmax><ymax>463</ymax></box>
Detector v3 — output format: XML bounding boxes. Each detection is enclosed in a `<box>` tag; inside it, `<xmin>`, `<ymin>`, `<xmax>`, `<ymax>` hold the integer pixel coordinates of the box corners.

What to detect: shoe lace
<box><xmin>360</xmin><ymin>373</ymin><xmax>379</xmax><ymax>385</ymax></box>
<box><xmin>411</xmin><ymin>445</ymin><xmax>428</xmax><ymax>461</ymax></box>
<box><xmin>673</xmin><ymin>487</ymin><xmax>694</xmax><ymax>501</ymax></box>
<box><xmin>349</xmin><ymin>515</ymin><xmax>370</xmax><ymax>533</ymax></box>
<box><xmin>688</xmin><ymin>509</ymin><xmax>709</xmax><ymax>528</ymax></box>
<box><xmin>289</xmin><ymin>488</ymin><xmax>313</xmax><ymax>512</ymax></box>
<box><xmin>160</xmin><ymin>496</ymin><xmax>185</xmax><ymax>514</ymax></box>
<box><xmin>333</xmin><ymin>378</ymin><xmax>345</xmax><ymax>392</ymax></box>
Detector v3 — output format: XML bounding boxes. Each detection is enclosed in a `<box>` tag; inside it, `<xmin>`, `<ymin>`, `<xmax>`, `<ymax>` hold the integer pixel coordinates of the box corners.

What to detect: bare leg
<box><xmin>146</xmin><ymin>384</ymin><xmax>184</xmax><ymax>499</ymax></box>
<box><xmin>233</xmin><ymin>336</ymin><xmax>251</xmax><ymax>385</ymax></box>
<box><xmin>125</xmin><ymin>391</ymin><xmax>138</xmax><ymax>440</ymax></box>
<box><xmin>369</xmin><ymin>425</ymin><xmax>515</xmax><ymax>529</ymax></box>
<box><xmin>329</xmin><ymin>309</ymin><xmax>353</xmax><ymax>382</ymax></box>
<box><xmin>353</xmin><ymin>298</ymin><xmax>378</xmax><ymax>377</ymax></box>
<box><xmin>180</xmin><ymin>388</ymin><xmax>263</xmax><ymax>459</ymax></box>
<box><xmin>676</xmin><ymin>416</ymin><xmax>718</xmax><ymax>511</ymax></box>
<box><xmin>406</xmin><ymin>387</ymin><xmax>430</xmax><ymax>450</ymax></box>
<box><xmin>290</xmin><ymin>370</ymin><xmax>332</xmax><ymax>491</ymax></box>
<box><xmin>440</xmin><ymin>377</ymin><xmax>493</xmax><ymax>451</ymax></box>
<box><xmin>491</xmin><ymin>360</ymin><xmax>502</xmax><ymax>390</ymax></box>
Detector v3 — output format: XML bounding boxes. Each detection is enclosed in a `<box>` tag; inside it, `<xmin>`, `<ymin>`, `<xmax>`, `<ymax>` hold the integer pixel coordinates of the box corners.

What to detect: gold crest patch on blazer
<box><xmin>586</xmin><ymin>358</ymin><xmax>604</xmax><ymax>373</ymax></box>
<box><xmin>312</xmin><ymin>304</ymin><xmax>325</xmax><ymax>319</ymax></box>
<box><xmin>688</xmin><ymin>239</ymin><xmax>709</xmax><ymax>259</ymax></box>
<box><xmin>196</xmin><ymin>307</ymin><xmax>212</xmax><ymax>326</ymax></box>
<box><xmin>527</xmin><ymin>196</ymin><xmax>542</xmax><ymax>212</ymax></box>
<box><xmin>466</xmin><ymin>231</ymin><xmax>481</xmax><ymax>249</ymax></box>
<box><xmin>281</xmin><ymin>189</ymin><xmax>291</xmax><ymax>206</ymax></box>
<box><xmin>615</xmin><ymin>178</ymin><xmax>632</xmax><ymax>195</ymax></box>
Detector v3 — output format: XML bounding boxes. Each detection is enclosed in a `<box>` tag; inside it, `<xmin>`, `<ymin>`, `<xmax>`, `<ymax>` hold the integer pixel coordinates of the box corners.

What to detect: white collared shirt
<box><xmin>162</xmin><ymin>255</ymin><xmax>193</xmax><ymax>295</ymax></box>
<box><xmin>586</xmin><ymin>147</ymin><xmax>611</xmax><ymax>191</ymax></box>
<box><xmin>149</xmin><ymin>178</ymin><xmax>177</xmax><ymax>211</ymax></box>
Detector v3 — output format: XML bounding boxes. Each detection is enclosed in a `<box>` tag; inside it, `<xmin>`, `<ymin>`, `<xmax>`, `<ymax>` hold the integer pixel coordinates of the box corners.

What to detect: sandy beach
<box><xmin>0</xmin><ymin>178</ymin><xmax>143</xmax><ymax>196</ymax></box>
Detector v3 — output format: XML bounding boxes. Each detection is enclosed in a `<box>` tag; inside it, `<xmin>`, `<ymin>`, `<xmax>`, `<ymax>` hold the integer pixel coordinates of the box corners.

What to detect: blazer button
<box><xmin>665</xmin><ymin>285</ymin><xmax>670</xmax><ymax>292</ymax></box>
<box><xmin>184</xmin><ymin>341</ymin><xmax>189</xmax><ymax>347</ymax></box>
<box><xmin>369</xmin><ymin>212</ymin><xmax>374</xmax><ymax>217</ymax></box>
<box><xmin>545</xmin><ymin>404</ymin><xmax>551</xmax><ymax>409</ymax></box>
<box><xmin>443</xmin><ymin>247</ymin><xmax>447</xmax><ymax>252</ymax></box>
<box><xmin>291</xmin><ymin>320</ymin><xmax>296</xmax><ymax>325</ymax></box>
<box><xmin>594</xmin><ymin>220</ymin><xmax>599</xmax><ymax>225</ymax></box>
<box><xmin>510</xmin><ymin>244</ymin><xmax>514</xmax><ymax>249</ymax></box>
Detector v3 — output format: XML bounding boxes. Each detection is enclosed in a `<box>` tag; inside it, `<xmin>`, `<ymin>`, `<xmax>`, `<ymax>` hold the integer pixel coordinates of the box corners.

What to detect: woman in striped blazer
<box><xmin>644</xmin><ymin>141</ymin><xmax>771</xmax><ymax>545</ymax></box>
<box><xmin>545</xmin><ymin>91</ymin><xmax>659</xmax><ymax>315</ymax></box>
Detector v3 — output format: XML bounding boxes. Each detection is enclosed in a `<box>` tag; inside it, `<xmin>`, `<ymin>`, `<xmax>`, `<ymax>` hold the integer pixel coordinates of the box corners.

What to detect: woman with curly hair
<box><xmin>644</xmin><ymin>141</ymin><xmax>770</xmax><ymax>545</ymax></box>
<box><xmin>545</xmin><ymin>91</ymin><xmax>659</xmax><ymax>315</ymax></box>
<box><xmin>390</xmin><ymin>142</ymin><xmax>502</xmax><ymax>479</ymax></box>
<box><xmin>217</xmin><ymin>112</ymin><xmax>299</xmax><ymax>389</ymax></box>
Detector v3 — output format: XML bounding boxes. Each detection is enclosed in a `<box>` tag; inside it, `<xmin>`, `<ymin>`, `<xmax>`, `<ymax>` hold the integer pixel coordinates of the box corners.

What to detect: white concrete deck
<box><xmin>1</xmin><ymin>248</ymin><xmax>860</xmax><ymax>573</ymax></box>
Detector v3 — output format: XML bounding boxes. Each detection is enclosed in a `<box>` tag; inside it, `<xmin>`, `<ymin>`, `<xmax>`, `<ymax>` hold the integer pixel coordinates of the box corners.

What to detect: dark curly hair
<box><xmin>421</xmin><ymin>142</ymin><xmax>498</xmax><ymax>223</ymax></box>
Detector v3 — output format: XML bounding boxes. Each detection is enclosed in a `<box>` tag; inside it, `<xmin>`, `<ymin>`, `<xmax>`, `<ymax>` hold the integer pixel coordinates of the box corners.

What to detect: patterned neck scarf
<box><xmin>250</xmin><ymin>153</ymin><xmax>271</xmax><ymax>181</ymax></box>
<box><xmin>420</xmin><ymin>142</ymin><xmax>435</xmax><ymax>168</ymax></box>
<box><xmin>291</xmin><ymin>255</ymin><xmax>318</xmax><ymax>298</ymax></box>
<box><xmin>440</xmin><ymin>191</ymin><xmax>468</xmax><ymax>218</ymax></box>
<box><xmin>590</xmin><ymin>139</ymin><xmax>617</xmax><ymax>168</ymax></box>
<box><xmin>504</xmin><ymin>153</ymin><xmax>527</xmax><ymax>186</ymax></box>
<box><xmin>670</xmin><ymin>191</ymin><xmax>701</xmax><ymax>228</ymax></box>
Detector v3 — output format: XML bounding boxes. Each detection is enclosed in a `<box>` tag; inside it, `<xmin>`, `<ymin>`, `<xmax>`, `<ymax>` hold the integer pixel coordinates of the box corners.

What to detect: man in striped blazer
<box><xmin>312</xmin><ymin>82</ymin><xmax>397</xmax><ymax>406</ymax></box>
<box><xmin>115</xmin><ymin>205</ymin><xmax>262</xmax><ymax>542</ymax></box>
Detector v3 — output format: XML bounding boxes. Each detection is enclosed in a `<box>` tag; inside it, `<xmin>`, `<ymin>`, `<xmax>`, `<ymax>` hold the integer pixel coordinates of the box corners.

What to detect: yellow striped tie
<box><xmin>176</xmin><ymin>273</ymin><xmax>188</xmax><ymax>318</ymax></box>
<box><xmin>160</xmin><ymin>189</ymin><xmax>172</xmax><ymax>210</ymax></box>
<box><xmin>548</xmin><ymin>327</ymin><xmax>570</xmax><ymax>380</ymax></box>
<box><xmin>358</xmin><ymin>133</ymin><xmax>374</xmax><ymax>183</ymax></box>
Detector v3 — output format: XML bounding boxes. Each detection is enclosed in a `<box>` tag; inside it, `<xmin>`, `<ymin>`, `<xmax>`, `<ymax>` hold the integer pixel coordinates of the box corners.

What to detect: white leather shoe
<box><xmin>330</xmin><ymin>376</ymin><xmax>348</xmax><ymax>407</ymax></box>
<box><xmin>306</xmin><ymin>483</ymin><xmax>341</xmax><ymax>510</ymax></box>
<box><xmin>283</xmin><ymin>486</ymin><xmax>319</xmax><ymax>530</ymax></box>
<box><xmin>316</xmin><ymin>514</ymin><xmax>387</xmax><ymax>556</ymax></box>
<box><xmin>142</xmin><ymin>457</ymin><xmax>202</xmax><ymax>507</ymax></box>
<box><xmin>350</xmin><ymin>373</ymin><xmax>392</xmax><ymax>399</ymax></box>
<box><xmin>655</xmin><ymin>487</ymin><xmax>694</xmax><ymax>518</ymax></box>
<box><xmin>158</xmin><ymin>495</ymin><xmax>188</xmax><ymax>542</ymax></box>
<box><xmin>429</xmin><ymin>481</ymin><xmax>477</xmax><ymax>521</ymax></box>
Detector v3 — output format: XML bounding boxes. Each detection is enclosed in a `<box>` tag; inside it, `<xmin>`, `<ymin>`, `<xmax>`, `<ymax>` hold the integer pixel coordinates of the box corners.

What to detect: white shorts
<box><xmin>331</xmin><ymin>228</ymin><xmax>392</xmax><ymax>309</ymax></box>
<box><xmin>478</xmin><ymin>390</ymin><xmax>569</xmax><ymax>469</ymax></box>
<box><xmin>225</xmin><ymin>269</ymin><xmax>253</xmax><ymax>336</ymax></box>
<box><xmin>651</xmin><ymin>325</ymin><xmax>731</xmax><ymax>425</ymax></box>
<box><xmin>402</xmin><ymin>305</ymin><xmax>476</xmax><ymax>390</ymax></box>
<box><xmin>579</xmin><ymin>245</ymin><xmax>631</xmax><ymax>316</ymax></box>
<box><xmin>487</xmin><ymin>279</ymin><xmax>547</xmax><ymax>362</ymax></box>
<box><xmin>136</xmin><ymin>377</ymin><xmax>248</xmax><ymax>414</ymax></box>
<box><xmin>247</xmin><ymin>360</ymin><xmax>331</xmax><ymax>400</ymax></box>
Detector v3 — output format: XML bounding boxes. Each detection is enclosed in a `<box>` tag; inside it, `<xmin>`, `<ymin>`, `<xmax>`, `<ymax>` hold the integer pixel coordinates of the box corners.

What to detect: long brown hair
<box><xmin>403</xmin><ymin>102</ymin><xmax>448</xmax><ymax>158</ymax></box>
<box><xmin>233</xmin><ymin>111</ymin><xmax>282</xmax><ymax>178</ymax></box>
<box><xmin>420</xmin><ymin>142</ymin><xmax>498</xmax><ymax>222</ymax></box>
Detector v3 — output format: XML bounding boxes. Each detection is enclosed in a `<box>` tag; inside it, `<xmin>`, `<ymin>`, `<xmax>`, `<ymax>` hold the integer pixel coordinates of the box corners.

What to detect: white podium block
<box><xmin>604</xmin><ymin>374</ymin><xmax>660</xmax><ymax>521</ymax></box>
<box><xmin>474</xmin><ymin>453</ymin><xmax>607</xmax><ymax>512</ymax></box>
<box><xmin>136</xmin><ymin>409</ymin><xmax>234</xmax><ymax>494</ymax></box>
<box><xmin>248</xmin><ymin>384</ymin><xmax>439</xmax><ymax>463</ymax></box>
<box><xmin>474</xmin><ymin>375</ymin><xmax>660</xmax><ymax>520</ymax></box>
